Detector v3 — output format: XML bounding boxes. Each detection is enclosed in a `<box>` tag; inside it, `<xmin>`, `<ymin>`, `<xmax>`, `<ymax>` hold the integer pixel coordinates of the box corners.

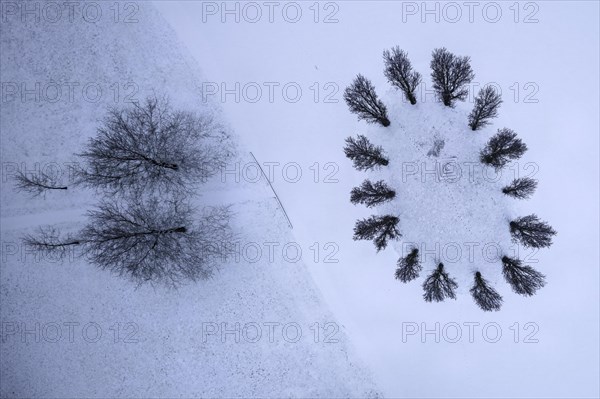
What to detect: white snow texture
<box><xmin>0</xmin><ymin>2</ymin><xmax>379</xmax><ymax>397</ymax></box>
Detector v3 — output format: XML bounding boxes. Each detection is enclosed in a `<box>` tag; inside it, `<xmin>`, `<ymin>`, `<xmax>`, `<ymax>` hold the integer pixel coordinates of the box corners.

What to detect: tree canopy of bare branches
<box><xmin>430</xmin><ymin>48</ymin><xmax>475</xmax><ymax>107</ymax></box>
<box><xmin>383</xmin><ymin>47</ymin><xmax>421</xmax><ymax>105</ymax></box>
<box><xmin>344</xmin><ymin>74</ymin><xmax>390</xmax><ymax>127</ymax></box>
<box><xmin>76</xmin><ymin>97</ymin><xmax>230</xmax><ymax>195</ymax></box>
<box><xmin>23</xmin><ymin>195</ymin><xmax>233</xmax><ymax>287</ymax></box>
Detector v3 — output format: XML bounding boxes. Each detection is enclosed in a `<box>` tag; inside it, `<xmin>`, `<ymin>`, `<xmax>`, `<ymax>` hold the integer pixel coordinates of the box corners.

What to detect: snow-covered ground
<box><xmin>1</xmin><ymin>0</ymin><xmax>599</xmax><ymax>397</ymax></box>
<box><xmin>0</xmin><ymin>2</ymin><xmax>378</xmax><ymax>397</ymax></box>
<box><xmin>154</xmin><ymin>1</ymin><xmax>600</xmax><ymax>398</ymax></box>
<box><xmin>367</xmin><ymin>98</ymin><xmax>517</xmax><ymax>299</ymax></box>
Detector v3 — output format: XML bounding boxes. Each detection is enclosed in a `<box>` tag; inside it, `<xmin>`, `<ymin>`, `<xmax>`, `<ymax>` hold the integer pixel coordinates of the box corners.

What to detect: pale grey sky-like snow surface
<box><xmin>154</xmin><ymin>1</ymin><xmax>600</xmax><ymax>397</ymax></box>
<box><xmin>0</xmin><ymin>0</ymin><xmax>598</xmax><ymax>397</ymax></box>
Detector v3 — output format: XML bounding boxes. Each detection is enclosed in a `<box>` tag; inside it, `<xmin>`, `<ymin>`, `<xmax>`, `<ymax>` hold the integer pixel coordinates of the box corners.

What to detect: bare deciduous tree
<box><xmin>344</xmin><ymin>74</ymin><xmax>390</xmax><ymax>126</ymax></box>
<box><xmin>502</xmin><ymin>255</ymin><xmax>546</xmax><ymax>296</ymax></box>
<box><xmin>383</xmin><ymin>47</ymin><xmax>421</xmax><ymax>105</ymax></box>
<box><xmin>22</xmin><ymin>226</ymin><xmax>80</xmax><ymax>258</ymax></box>
<box><xmin>468</xmin><ymin>86</ymin><xmax>502</xmax><ymax>130</ymax></box>
<box><xmin>395</xmin><ymin>248</ymin><xmax>421</xmax><ymax>283</ymax></box>
<box><xmin>353</xmin><ymin>215</ymin><xmax>400</xmax><ymax>251</ymax></box>
<box><xmin>422</xmin><ymin>263</ymin><xmax>458</xmax><ymax>302</ymax></box>
<box><xmin>14</xmin><ymin>170</ymin><xmax>68</xmax><ymax>197</ymax></box>
<box><xmin>430</xmin><ymin>48</ymin><xmax>475</xmax><ymax>107</ymax></box>
<box><xmin>470</xmin><ymin>272</ymin><xmax>503</xmax><ymax>311</ymax></box>
<box><xmin>350</xmin><ymin>179</ymin><xmax>396</xmax><ymax>207</ymax></box>
<box><xmin>22</xmin><ymin>195</ymin><xmax>233</xmax><ymax>287</ymax></box>
<box><xmin>76</xmin><ymin>97</ymin><xmax>230</xmax><ymax>195</ymax></box>
<box><xmin>509</xmin><ymin>214</ymin><xmax>556</xmax><ymax>248</ymax></box>
<box><xmin>480</xmin><ymin>128</ymin><xmax>527</xmax><ymax>170</ymax></box>
<box><xmin>502</xmin><ymin>177</ymin><xmax>537</xmax><ymax>199</ymax></box>
<box><xmin>344</xmin><ymin>135</ymin><xmax>389</xmax><ymax>171</ymax></box>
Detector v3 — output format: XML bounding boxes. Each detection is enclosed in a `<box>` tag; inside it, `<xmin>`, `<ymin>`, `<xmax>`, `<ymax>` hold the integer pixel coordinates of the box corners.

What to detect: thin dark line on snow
<box><xmin>249</xmin><ymin>151</ymin><xmax>294</xmax><ymax>229</ymax></box>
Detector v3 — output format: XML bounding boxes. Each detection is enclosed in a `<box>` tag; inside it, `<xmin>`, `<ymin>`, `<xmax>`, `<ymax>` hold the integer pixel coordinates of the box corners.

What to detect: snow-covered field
<box><xmin>366</xmin><ymin>97</ymin><xmax>517</xmax><ymax>299</ymax></box>
<box><xmin>1</xmin><ymin>0</ymin><xmax>599</xmax><ymax>398</ymax></box>
<box><xmin>154</xmin><ymin>1</ymin><xmax>599</xmax><ymax>397</ymax></box>
<box><xmin>0</xmin><ymin>2</ymin><xmax>378</xmax><ymax>397</ymax></box>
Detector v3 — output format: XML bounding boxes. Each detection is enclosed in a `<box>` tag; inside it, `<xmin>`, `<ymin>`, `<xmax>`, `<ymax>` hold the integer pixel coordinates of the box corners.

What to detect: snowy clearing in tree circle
<box><xmin>344</xmin><ymin>47</ymin><xmax>556</xmax><ymax>311</ymax></box>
